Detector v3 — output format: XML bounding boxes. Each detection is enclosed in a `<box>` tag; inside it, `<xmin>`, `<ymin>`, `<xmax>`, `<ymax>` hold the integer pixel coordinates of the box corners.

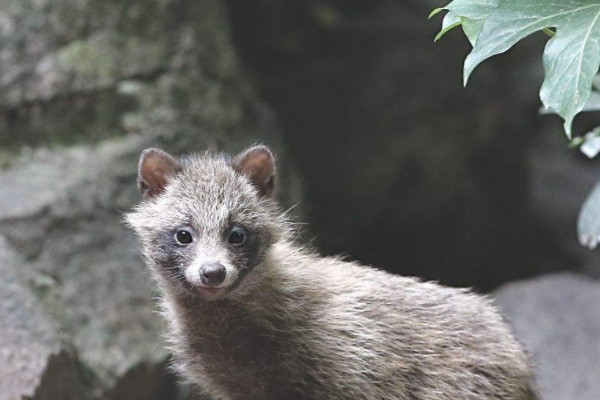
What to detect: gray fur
<box><xmin>126</xmin><ymin>147</ymin><xmax>538</xmax><ymax>400</ymax></box>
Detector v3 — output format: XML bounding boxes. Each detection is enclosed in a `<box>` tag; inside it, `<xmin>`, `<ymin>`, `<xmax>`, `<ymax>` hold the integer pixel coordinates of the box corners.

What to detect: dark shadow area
<box><xmin>227</xmin><ymin>0</ymin><xmax>567</xmax><ymax>290</ymax></box>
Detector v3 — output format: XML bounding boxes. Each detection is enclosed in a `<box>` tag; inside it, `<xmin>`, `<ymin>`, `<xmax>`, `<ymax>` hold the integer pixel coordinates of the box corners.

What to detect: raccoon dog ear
<box><xmin>137</xmin><ymin>148</ymin><xmax>182</xmax><ymax>199</ymax></box>
<box><xmin>233</xmin><ymin>145</ymin><xmax>276</xmax><ymax>198</ymax></box>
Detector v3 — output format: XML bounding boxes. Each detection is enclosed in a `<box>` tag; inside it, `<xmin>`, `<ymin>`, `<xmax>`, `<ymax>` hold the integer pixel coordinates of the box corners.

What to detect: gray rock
<box><xmin>0</xmin><ymin>135</ymin><xmax>180</xmax><ymax>399</ymax></box>
<box><xmin>494</xmin><ymin>273</ymin><xmax>600</xmax><ymax>400</ymax></box>
<box><xmin>0</xmin><ymin>0</ymin><xmax>300</xmax><ymax>398</ymax></box>
<box><xmin>0</xmin><ymin>237</ymin><xmax>88</xmax><ymax>400</ymax></box>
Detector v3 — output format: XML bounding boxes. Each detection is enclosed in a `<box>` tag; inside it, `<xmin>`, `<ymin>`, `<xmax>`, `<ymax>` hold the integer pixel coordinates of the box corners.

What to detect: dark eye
<box><xmin>175</xmin><ymin>229</ymin><xmax>193</xmax><ymax>245</ymax></box>
<box><xmin>228</xmin><ymin>227</ymin><xmax>247</xmax><ymax>245</ymax></box>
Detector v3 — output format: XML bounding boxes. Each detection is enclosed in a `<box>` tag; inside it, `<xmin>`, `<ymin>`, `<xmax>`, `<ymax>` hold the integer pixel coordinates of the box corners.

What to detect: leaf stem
<box><xmin>569</xmin><ymin>137</ymin><xmax>584</xmax><ymax>148</ymax></box>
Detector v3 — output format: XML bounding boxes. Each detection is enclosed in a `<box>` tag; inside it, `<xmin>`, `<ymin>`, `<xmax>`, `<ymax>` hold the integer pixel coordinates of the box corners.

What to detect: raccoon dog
<box><xmin>127</xmin><ymin>145</ymin><xmax>538</xmax><ymax>400</ymax></box>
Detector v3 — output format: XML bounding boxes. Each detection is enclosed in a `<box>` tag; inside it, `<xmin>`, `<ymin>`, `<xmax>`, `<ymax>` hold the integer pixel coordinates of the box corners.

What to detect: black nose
<box><xmin>200</xmin><ymin>262</ymin><xmax>226</xmax><ymax>286</ymax></box>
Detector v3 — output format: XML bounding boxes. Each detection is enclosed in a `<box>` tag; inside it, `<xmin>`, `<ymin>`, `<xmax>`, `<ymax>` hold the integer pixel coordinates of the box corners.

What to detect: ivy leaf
<box><xmin>578</xmin><ymin>174</ymin><xmax>600</xmax><ymax>249</ymax></box>
<box><xmin>445</xmin><ymin>0</ymin><xmax>500</xmax><ymax>19</ymax></box>
<box><xmin>437</xmin><ymin>0</ymin><xmax>500</xmax><ymax>45</ymax></box>
<box><xmin>442</xmin><ymin>12</ymin><xmax>461</xmax><ymax>30</ymax></box>
<box><xmin>579</xmin><ymin>127</ymin><xmax>600</xmax><ymax>158</ymax></box>
<box><xmin>446</xmin><ymin>0</ymin><xmax>500</xmax><ymax>45</ymax></box>
<box><xmin>464</xmin><ymin>0</ymin><xmax>600</xmax><ymax>138</ymax></box>
<box><xmin>435</xmin><ymin>12</ymin><xmax>462</xmax><ymax>42</ymax></box>
<box><xmin>540</xmin><ymin>88</ymin><xmax>600</xmax><ymax>114</ymax></box>
<box><xmin>461</xmin><ymin>19</ymin><xmax>486</xmax><ymax>45</ymax></box>
<box><xmin>581</xmin><ymin>90</ymin><xmax>600</xmax><ymax>112</ymax></box>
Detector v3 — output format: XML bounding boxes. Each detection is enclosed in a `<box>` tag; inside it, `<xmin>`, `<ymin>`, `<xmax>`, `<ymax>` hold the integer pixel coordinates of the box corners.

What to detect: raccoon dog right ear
<box><xmin>233</xmin><ymin>145</ymin><xmax>276</xmax><ymax>198</ymax></box>
<box><xmin>137</xmin><ymin>148</ymin><xmax>182</xmax><ymax>199</ymax></box>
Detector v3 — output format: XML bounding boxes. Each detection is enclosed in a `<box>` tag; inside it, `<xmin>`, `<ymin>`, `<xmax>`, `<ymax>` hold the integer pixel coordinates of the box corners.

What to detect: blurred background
<box><xmin>1</xmin><ymin>0</ymin><xmax>599</xmax><ymax>399</ymax></box>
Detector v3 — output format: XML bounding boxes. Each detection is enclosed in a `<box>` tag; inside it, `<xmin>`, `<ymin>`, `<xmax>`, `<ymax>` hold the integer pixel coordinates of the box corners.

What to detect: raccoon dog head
<box><xmin>126</xmin><ymin>145</ymin><xmax>282</xmax><ymax>301</ymax></box>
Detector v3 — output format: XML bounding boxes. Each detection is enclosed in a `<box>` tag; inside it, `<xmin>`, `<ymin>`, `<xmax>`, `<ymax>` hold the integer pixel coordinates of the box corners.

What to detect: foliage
<box><xmin>430</xmin><ymin>0</ymin><xmax>600</xmax><ymax>143</ymax></box>
<box><xmin>579</xmin><ymin>172</ymin><xmax>600</xmax><ymax>248</ymax></box>
<box><xmin>431</xmin><ymin>0</ymin><xmax>600</xmax><ymax>249</ymax></box>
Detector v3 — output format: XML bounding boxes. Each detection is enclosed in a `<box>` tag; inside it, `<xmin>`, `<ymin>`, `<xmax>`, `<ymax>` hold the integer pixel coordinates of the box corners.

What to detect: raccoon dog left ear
<box><xmin>137</xmin><ymin>148</ymin><xmax>182</xmax><ymax>199</ymax></box>
<box><xmin>233</xmin><ymin>145</ymin><xmax>276</xmax><ymax>198</ymax></box>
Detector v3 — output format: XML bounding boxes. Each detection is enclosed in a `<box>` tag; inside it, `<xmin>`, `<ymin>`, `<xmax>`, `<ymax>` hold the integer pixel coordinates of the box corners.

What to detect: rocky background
<box><xmin>0</xmin><ymin>0</ymin><xmax>598</xmax><ymax>399</ymax></box>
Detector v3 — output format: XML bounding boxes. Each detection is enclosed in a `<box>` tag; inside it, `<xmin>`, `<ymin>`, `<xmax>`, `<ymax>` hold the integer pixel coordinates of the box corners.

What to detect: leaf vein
<box><xmin>482</xmin><ymin>4</ymin><xmax>600</xmax><ymax>62</ymax></box>
<box><xmin>571</xmin><ymin>9</ymin><xmax>600</xmax><ymax>109</ymax></box>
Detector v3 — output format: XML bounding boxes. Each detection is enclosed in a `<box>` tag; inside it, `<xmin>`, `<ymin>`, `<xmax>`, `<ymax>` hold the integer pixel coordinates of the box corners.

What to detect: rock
<box><xmin>0</xmin><ymin>237</ymin><xmax>89</xmax><ymax>400</ymax></box>
<box><xmin>0</xmin><ymin>134</ymin><xmax>181</xmax><ymax>399</ymax></box>
<box><xmin>493</xmin><ymin>273</ymin><xmax>600</xmax><ymax>400</ymax></box>
<box><xmin>0</xmin><ymin>0</ymin><xmax>300</xmax><ymax>398</ymax></box>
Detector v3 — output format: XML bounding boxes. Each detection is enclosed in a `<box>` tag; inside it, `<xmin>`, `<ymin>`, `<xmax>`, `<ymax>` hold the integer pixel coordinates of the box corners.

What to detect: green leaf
<box><xmin>464</xmin><ymin>0</ymin><xmax>600</xmax><ymax>138</ymax></box>
<box><xmin>435</xmin><ymin>12</ymin><xmax>462</xmax><ymax>42</ymax></box>
<box><xmin>429</xmin><ymin>7</ymin><xmax>445</xmax><ymax>19</ymax></box>
<box><xmin>592</xmin><ymin>74</ymin><xmax>600</xmax><ymax>90</ymax></box>
<box><xmin>445</xmin><ymin>0</ymin><xmax>500</xmax><ymax>19</ymax></box>
<box><xmin>569</xmin><ymin>136</ymin><xmax>586</xmax><ymax>148</ymax></box>
<box><xmin>578</xmin><ymin>153</ymin><xmax>600</xmax><ymax>248</ymax></box>
<box><xmin>581</xmin><ymin>90</ymin><xmax>600</xmax><ymax>112</ymax></box>
<box><xmin>579</xmin><ymin>126</ymin><xmax>600</xmax><ymax>158</ymax></box>
<box><xmin>540</xmin><ymin>88</ymin><xmax>600</xmax><ymax>114</ymax></box>
<box><xmin>442</xmin><ymin>11</ymin><xmax>462</xmax><ymax>30</ymax></box>
<box><xmin>579</xmin><ymin>181</ymin><xmax>600</xmax><ymax>249</ymax></box>
<box><xmin>431</xmin><ymin>0</ymin><xmax>500</xmax><ymax>46</ymax></box>
<box><xmin>461</xmin><ymin>18</ymin><xmax>485</xmax><ymax>45</ymax></box>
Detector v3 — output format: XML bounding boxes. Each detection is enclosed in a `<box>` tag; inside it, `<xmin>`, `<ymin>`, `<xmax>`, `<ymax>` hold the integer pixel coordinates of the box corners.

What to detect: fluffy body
<box><xmin>127</xmin><ymin>150</ymin><xmax>537</xmax><ymax>400</ymax></box>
